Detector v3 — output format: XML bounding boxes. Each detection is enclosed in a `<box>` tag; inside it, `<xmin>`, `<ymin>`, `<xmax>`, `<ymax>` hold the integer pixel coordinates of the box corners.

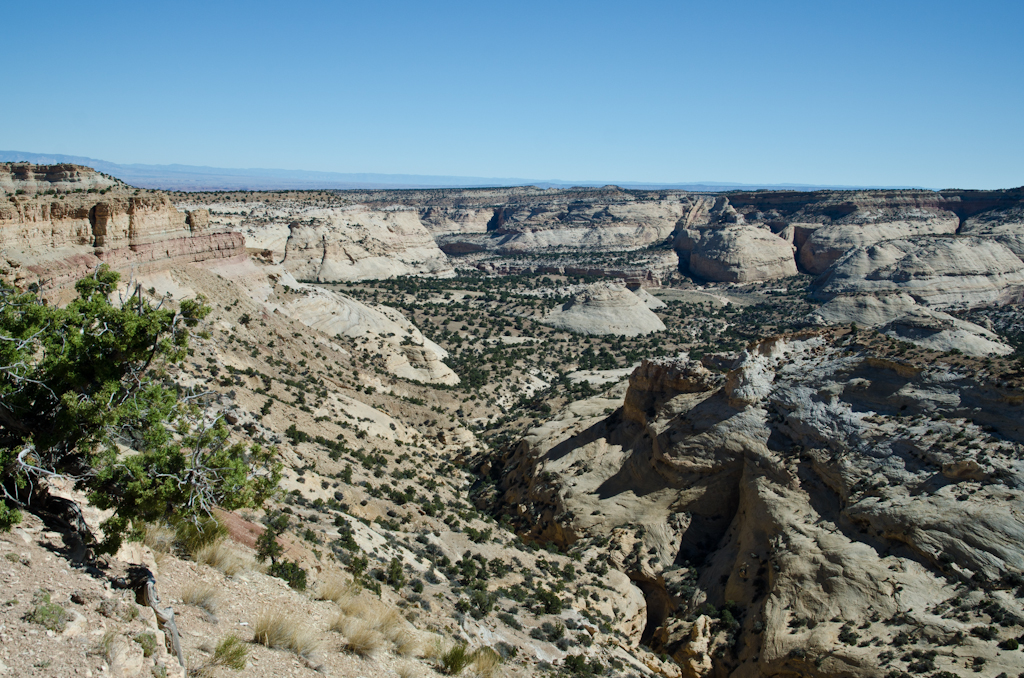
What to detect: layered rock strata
<box><xmin>675</xmin><ymin>225</ymin><xmax>797</xmax><ymax>282</ymax></box>
<box><xmin>809</xmin><ymin>237</ymin><xmax>1024</xmax><ymax>308</ymax></box>
<box><xmin>1</xmin><ymin>164</ymin><xmax>243</xmax><ymax>293</ymax></box>
<box><xmin>282</xmin><ymin>207</ymin><xmax>453</xmax><ymax>282</ymax></box>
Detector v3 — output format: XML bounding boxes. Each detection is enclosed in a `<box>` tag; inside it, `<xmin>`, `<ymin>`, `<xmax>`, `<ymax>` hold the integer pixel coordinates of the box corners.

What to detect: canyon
<box><xmin>4</xmin><ymin>162</ymin><xmax>1024</xmax><ymax>678</ymax></box>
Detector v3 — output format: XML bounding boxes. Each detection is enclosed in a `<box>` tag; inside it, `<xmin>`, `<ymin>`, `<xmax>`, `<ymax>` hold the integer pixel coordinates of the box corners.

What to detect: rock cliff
<box><xmin>498</xmin><ymin>333</ymin><xmax>1024</xmax><ymax>677</ymax></box>
<box><xmin>809</xmin><ymin>237</ymin><xmax>1024</xmax><ymax>309</ymax></box>
<box><xmin>0</xmin><ymin>164</ymin><xmax>243</xmax><ymax>294</ymax></box>
<box><xmin>675</xmin><ymin>225</ymin><xmax>797</xmax><ymax>282</ymax></box>
<box><xmin>282</xmin><ymin>206</ymin><xmax>453</xmax><ymax>282</ymax></box>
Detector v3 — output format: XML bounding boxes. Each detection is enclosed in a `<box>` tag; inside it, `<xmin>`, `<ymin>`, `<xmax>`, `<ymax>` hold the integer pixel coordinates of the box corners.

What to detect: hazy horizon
<box><xmin>3</xmin><ymin>0</ymin><xmax>1022</xmax><ymax>189</ymax></box>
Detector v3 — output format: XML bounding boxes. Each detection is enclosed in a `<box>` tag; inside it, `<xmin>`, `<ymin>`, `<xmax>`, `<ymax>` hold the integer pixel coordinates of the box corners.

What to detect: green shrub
<box><xmin>26</xmin><ymin>590</ymin><xmax>69</xmax><ymax>632</ymax></box>
<box><xmin>498</xmin><ymin>612</ymin><xmax>522</xmax><ymax>630</ymax></box>
<box><xmin>134</xmin><ymin>632</ymin><xmax>157</xmax><ymax>657</ymax></box>
<box><xmin>214</xmin><ymin>634</ymin><xmax>248</xmax><ymax>670</ymax></box>
<box><xmin>0</xmin><ymin>267</ymin><xmax>280</xmax><ymax>551</ymax></box>
<box><xmin>175</xmin><ymin>516</ymin><xmax>227</xmax><ymax>555</ymax></box>
<box><xmin>269</xmin><ymin>560</ymin><xmax>307</xmax><ymax>591</ymax></box>
<box><xmin>441</xmin><ymin>643</ymin><xmax>472</xmax><ymax>675</ymax></box>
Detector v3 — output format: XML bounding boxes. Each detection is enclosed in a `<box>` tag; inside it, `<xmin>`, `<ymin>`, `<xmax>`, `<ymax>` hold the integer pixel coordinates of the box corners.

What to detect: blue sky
<box><xmin>4</xmin><ymin>0</ymin><xmax>1022</xmax><ymax>188</ymax></box>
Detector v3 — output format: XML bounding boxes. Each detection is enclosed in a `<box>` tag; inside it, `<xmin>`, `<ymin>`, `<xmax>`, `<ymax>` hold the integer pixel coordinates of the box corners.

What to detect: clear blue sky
<box><xmin>4</xmin><ymin>0</ymin><xmax>1022</xmax><ymax>188</ymax></box>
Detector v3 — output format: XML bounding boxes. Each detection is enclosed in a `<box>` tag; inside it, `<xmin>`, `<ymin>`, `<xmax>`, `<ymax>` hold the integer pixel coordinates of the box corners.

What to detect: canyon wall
<box><xmin>497</xmin><ymin>335</ymin><xmax>1024</xmax><ymax>677</ymax></box>
<box><xmin>0</xmin><ymin>163</ymin><xmax>244</xmax><ymax>293</ymax></box>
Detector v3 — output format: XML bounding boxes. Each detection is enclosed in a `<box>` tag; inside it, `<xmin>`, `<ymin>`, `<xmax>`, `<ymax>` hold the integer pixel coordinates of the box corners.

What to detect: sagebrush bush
<box><xmin>27</xmin><ymin>590</ymin><xmax>69</xmax><ymax>632</ymax></box>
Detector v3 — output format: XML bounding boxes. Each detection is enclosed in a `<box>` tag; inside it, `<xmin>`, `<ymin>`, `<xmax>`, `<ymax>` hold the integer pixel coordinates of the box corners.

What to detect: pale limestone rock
<box><xmin>0</xmin><ymin>174</ymin><xmax>244</xmax><ymax>295</ymax></box>
<box><xmin>810</xmin><ymin>293</ymin><xmax>921</xmax><ymax>327</ymax></box>
<box><xmin>155</xmin><ymin>258</ymin><xmax>459</xmax><ymax>385</ymax></box>
<box><xmin>542</xmin><ymin>282</ymin><xmax>666</xmax><ymax>337</ymax></box>
<box><xmin>499</xmin><ymin>334</ymin><xmax>1024</xmax><ymax>677</ymax></box>
<box><xmin>0</xmin><ymin>163</ymin><xmax>120</xmax><ymax>194</ymax></box>
<box><xmin>679</xmin><ymin>615</ymin><xmax>713</xmax><ymax>678</ymax></box>
<box><xmin>879</xmin><ymin>307</ymin><xmax>1013</xmax><ymax>356</ymax></box>
<box><xmin>809</xmin><ymin>293</ymin><xmax>1013</xmax><ymax>356</ymax></box>
<box><xmin>632</xmin><ymin>286</ymin><xmax>666</xmax><ymax>309</ymax></box>
<box><xmin>959</xmin><ymin>209</ymin><xmax>1024</xmax><ymax>259</ymax></box>
<box><xmin>418</xmin><ymin>206</ymin><xmax>493</xmax><ymax>235</ymax></box>
<box><xmin>488</xmin><ymin>200</ymin><xmax>687</xmax><ymax>253</ymax></box>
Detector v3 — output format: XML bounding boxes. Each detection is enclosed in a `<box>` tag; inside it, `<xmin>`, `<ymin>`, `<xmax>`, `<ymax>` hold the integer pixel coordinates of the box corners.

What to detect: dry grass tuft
<box><xmin>194</xmin><ymin>539</ymin><xmax>251</xmax><ymax>577</ymax></box>
<box><xmin>471</xmin><ymin>647</ymin><xmax>502</xmax><ymax>678</ymax></box>
<box><xmin>181</xmin><ymin>582</ymin><xmax>221</xmax><ymax>615</ymax></box>
<box><xmin>423</xmin><ymin>634</ymin><xmax>447</xmax><ymax>661</ymax></box>
<box><xmin>315</xmin><ymin>575</ymin><xmax>358</xmax><ymax>604</ymax></box>
<box><xmin>143</xmin><ymin>523</ymin><xmax>176</xmax><ymax>553</ymax></box>
<box><xmin>397</xmin><ymin>660</ymin><xmax>421</xmax><ymax>678</ymax></box>
<box><xmin>335</xmin><ymin>590</ymin><xmax>373</xmax><ymax>618</ymax></box>
<box><xmin>332</xmin><ymin>614</ymin><xmax>385</xmax><ymax>657</ymax></box>
<box><xmin>369</xmin><ymin>605</ymin><xmax>406</xmax><ymax>643</ymax></box>
<box><xmin>394</xmin><ymin>629</ymin><xmax>421</xmax><ymax>658</ymax></box>
<box><xmin>253</xmin><ymin>609</ymin><xmax>321</xmax><ymax>658</ymax></box>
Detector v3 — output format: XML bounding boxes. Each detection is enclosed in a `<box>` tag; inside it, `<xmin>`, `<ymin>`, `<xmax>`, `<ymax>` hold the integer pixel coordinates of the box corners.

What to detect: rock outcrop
<box><xmin>138</xmin><ymin>257</ymin><xmax>460</xmax><ymax>386</ymax></box>
<box><xmin>1</xmin><ymin>164</ymin><xmax>243</xmax><ymax>294</ymax></box>
<box><xmin>809</xmin><ymin>237</ymin><xmax>1024</xmax><ymax>308</ymax></box>
<box><xmin>0</xmin><ymin>162</ymin><xmax>121</xmax><ymax>194</ymax></box>
<box><xmin>541</xmin><ymin>282</ymin><xmax>667</xmax><ymax>337</ymax></box>
<box><xmin>808</xmin><ymin>293</ymin><xmax>1013</xmax><ymax>356</ymax></box>
<box><xmin>676</xmin><ymin>225</ymin><xmax>797</xmax><ymax>282</ymax></box>
<box><xmin>498</xmin><ymin>335</ymin><xmax>1024</xmax><ymax>677</ymax></box>
<box><xmin>282</xmin><ymin>207</ymin><xmax>453</xmax><ymax>282</ymax></box>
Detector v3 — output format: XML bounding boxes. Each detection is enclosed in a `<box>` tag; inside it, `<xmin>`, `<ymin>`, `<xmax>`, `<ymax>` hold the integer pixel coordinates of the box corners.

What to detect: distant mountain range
<box><xmin>0</xmin><ymin>150</ymin><xmax>924</xmax><ymax>192</ymax></box>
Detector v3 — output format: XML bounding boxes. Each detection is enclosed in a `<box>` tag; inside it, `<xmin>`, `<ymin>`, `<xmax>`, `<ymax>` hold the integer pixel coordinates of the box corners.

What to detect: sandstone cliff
<box><xmin>809</xmin><ymin>237</ymin><xmax>1024</xmax><ymax>309</ymax></box>
<box><xmin>1</xmin><ymin>164</ymin><xmax>243</xmax><ymax>294</ymax></box>
<box><xmin>282</xmin><ymin>206</ymin><xmax>453</xmax><ymax>282</ymax></box>
<box><xmin>675</xmin><ymin>225</ymin><xmax>797</xmax><ymax>283</ymax></box>
<box><xmin>498</xmin><ymin>334</ymin><xmax>1024</xmax><ymax>677</ymax></box>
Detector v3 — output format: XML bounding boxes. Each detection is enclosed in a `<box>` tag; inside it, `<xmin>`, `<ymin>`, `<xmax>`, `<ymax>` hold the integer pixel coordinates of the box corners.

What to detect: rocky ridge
<box><xmin>497</xmin><ymin>331</ymin><xmax>1024</xmax><ymax>677</ymax></box>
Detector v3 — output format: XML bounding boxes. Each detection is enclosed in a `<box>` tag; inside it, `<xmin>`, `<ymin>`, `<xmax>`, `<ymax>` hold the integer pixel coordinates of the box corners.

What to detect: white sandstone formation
<box><xmin>142</xmin><ymin>257</ymin><xmax>459</xmax><ymax>386</ymax></box>
<box><xmin>282</xmin><ymin>206</ymin><xmax>453</xmax><ymax>281</ymax></box>
<box><xmin>798</xmin><ymin>214</ymin><xmax>959</xmax><ymax>274</ymax></box>
<box><xmin>542</xmin><ymin>282</ymin><xmax>667</xmax><ymax>337</ymax></box>
<box><xmin>500</xmin><ymin>335</ymin><xmax>1024</xmax><ymax>677</ymax></box>
<box><xmin>810</xmin><ymin>237</ymin><xmax>1024</xmax><ymax>308</ymax></box>
<box><xmin>809</xmin><ymin>293</ymin><xmax>1013</xmax><ymax>356</ymax></box>
<box><xmin>676</xmin><ymin>226</ymin><xmax>798</xmax><ymax>282</ymax></box>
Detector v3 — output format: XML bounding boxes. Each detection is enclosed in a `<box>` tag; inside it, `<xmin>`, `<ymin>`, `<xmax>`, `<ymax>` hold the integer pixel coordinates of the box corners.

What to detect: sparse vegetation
<box><xmin>252</xmin><ymin>609</ymin><xmax>320</xmax><ymax>658</ymax></box>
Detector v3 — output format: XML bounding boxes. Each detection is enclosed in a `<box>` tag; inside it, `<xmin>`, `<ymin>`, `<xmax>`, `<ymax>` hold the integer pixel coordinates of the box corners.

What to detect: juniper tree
<box><xmin>0</xmin><ymin>266</ymin><xmax>280</xmax><ymax>553</ymax></box>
